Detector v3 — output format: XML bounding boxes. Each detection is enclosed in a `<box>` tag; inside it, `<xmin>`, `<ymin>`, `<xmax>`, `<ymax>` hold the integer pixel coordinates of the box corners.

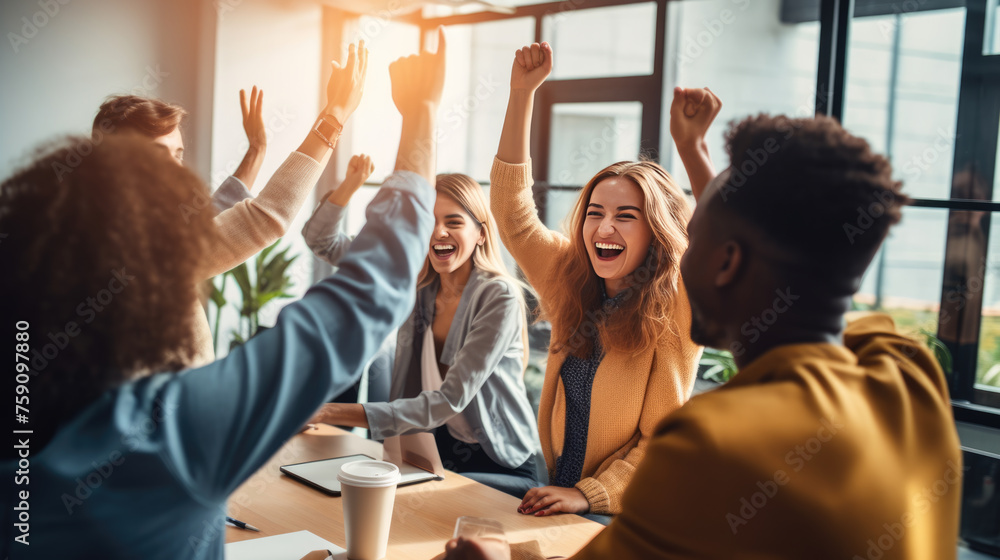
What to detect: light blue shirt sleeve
<box><xmin>301</xmin><ymin>197</ymin><xmax>354</xmax><ymax>266</ymax></box>
<box><xmin>211</xmin><ymin>175</ymin><xmax>253</xmax><ymax>212</ymax></box>
<box><xmin>363</xmin><ymin>280</ymin><xmax>523</xmax><ymax>440</ymax></box>
<box><xmin>156</xmin><ymin>171</ymin><xmax>434</xmax><ymax>501</ymax></box>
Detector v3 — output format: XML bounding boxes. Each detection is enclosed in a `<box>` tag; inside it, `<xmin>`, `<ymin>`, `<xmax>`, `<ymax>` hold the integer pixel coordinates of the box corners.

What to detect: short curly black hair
<box><xmin>0</xmin><ymin>134</ymin><xmax>217</xmax><ymax>444</ymax></box>
<box><xmin>715</xmin><ymin>114</ymin><xmax>908</xmax><ymax>278</ymax></box>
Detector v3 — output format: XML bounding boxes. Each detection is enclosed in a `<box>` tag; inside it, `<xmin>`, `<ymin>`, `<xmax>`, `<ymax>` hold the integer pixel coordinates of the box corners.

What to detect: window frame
<box><xmin>403</xmin><ymin>0</ymin><xmax>1000</xmax><ymax>425</ymax></box>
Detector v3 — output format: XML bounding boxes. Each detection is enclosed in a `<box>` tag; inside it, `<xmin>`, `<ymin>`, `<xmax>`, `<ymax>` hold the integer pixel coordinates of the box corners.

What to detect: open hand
<box><xmin>519</xmin><ymin>485</ymin><xmax>589</xmax><ymax>516</ymax></box>
<box><xmin>669</xmin><ymin>86</ymin><xmax>722</xmax><ymax>152</ymax></box>
<box><xmin>390</xmin><ymin>26</ymin><xmax>447</xmax><ymax>116</ymax></box>
<box><xmin>240</xmin><ymin>86</ymin><xmax>266</xmax><ymax>150</ymax></box>
<box><xmin>510</xmin><ymin>42</ymin><xmax>552</xmax><ymax>92</ymax></box>
<box><xmin>325</xmin><ymin>40</ymin><xmax>369</xmax><ymax>125</ymax></box>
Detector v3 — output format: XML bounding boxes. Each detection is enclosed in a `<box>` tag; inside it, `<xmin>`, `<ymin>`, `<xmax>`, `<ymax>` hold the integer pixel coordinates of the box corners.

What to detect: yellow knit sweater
<box><xmin>490</xmin><ymin>157</ymin><xmax>701</xmax><ymax>514</ymax></box>
<box><xmin>188</xmin><ymin>152</ymin><xmax>324</xmax><ymax>367</ymax></box>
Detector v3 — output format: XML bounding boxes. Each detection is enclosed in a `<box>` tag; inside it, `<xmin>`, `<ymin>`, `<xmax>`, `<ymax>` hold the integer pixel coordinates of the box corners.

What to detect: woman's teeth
<box><xmin>595</xmin><ymin>242</ymin><xmax>625</xmax><ymax>259</ymax></box>
<box><xmin>433</xmin><ymin>244</ymin><xmax>456</xmax><ymax>258</ymax></box>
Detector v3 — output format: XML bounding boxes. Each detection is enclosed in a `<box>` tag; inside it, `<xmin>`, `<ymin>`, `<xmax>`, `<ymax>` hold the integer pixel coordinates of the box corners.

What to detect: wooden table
<box><xmin>225</xmin><ymin>425</ymin><xmax>603</xmax><ymax>559</ymax></box>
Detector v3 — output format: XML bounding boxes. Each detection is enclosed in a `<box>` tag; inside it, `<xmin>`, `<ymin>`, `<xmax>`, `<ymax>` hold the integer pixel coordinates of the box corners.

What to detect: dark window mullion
<box><xmin>940</xmin><ymin>0</ymin><xmax>1000</xmax><ymax>401</ymax></box>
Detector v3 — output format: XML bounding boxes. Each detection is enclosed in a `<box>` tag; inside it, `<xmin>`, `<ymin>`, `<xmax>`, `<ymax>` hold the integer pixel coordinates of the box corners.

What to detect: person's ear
<box><xmin>714</xmin><ymin>241</ymin><xmax>743</xmax><ymax>288</ymax></box>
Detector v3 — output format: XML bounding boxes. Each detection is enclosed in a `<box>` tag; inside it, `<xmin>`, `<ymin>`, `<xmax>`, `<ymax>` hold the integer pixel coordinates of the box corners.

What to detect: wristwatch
<box><xmin>312</xmin><ymin>114</ymin><xmax>343</xmax><ymax>148</ymax></box>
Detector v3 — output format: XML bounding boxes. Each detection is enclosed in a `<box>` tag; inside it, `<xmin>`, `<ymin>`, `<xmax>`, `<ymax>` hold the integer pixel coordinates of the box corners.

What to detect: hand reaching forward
<box><xmin>511</xmin><ymin>42</ymin><xmax>552</xmax><ymax>92</ymax></box>
<box><xmin>325</xmin><ymin>40</ymin><xmax>369</xmax><ymax>125</ymax></box>
<box><xmin>240</xmin><ymin>86</ymin><xmax>266</xmax><ymax>150</ymax></box>
<box><xmin>669</xmin><ymin>86</ymin><xmax>722</xmax><ymax>152</ymax></box>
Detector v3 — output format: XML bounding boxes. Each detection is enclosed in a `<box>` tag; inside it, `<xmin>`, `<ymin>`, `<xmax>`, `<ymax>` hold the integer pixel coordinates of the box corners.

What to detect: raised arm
<box><xmin>202</xmin><ymin>41</ymin><xmax>369</xmax><ymax>278</ymax></box>
<box><xmin>302</xmin><ymin>28</ymin><xmax>451</xmax><ymax>432</ymax></box>
<box><xmin>391</xmin><ymin>26</ymin><xmax>447</xmax><ymax>184</ymax></box>
<box><xmin>491</xmin><ymin>42</ymin><xmax>571</xmax><ymax>293</ymax></box>
<box><xmin>496</xmin><ymin>42</ymin><xmax>550</xmax><ymax>165</ymax></box>
<box><xmin>301</xmin><ymin>154</ymin><xmax>375</xmax><ymax>266</ymax></box>
<box><xmin>232</xmin><ymin>85</ymin><xmax>268</xmax><ymax>190</ymax></box>
<box><xmin>669</xmin><ymin>86</ymin><xmax>722</xmax><ymax>202</ymax></box>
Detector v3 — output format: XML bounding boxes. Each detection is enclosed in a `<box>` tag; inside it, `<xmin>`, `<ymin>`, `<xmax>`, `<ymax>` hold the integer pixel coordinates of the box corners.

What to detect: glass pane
<box><xmin>547</xmin><ymin>102</ymin><xmax>642</xmax><ymax>186</ymax></box>
<box><xmin>985</xmin><ymin>0</ymin><xmax>1000</xmax><ymax>55</ymax></box>
<box><xmin>854</xmin><ymin>207</ymin><xmax>946</xmax><ymax>341</ymax></box>
<box><xmin>544</xmin><ymin>188</ymin><xmax>582</xmax><ymax>231</ymax></box>
<box><xmin>438</xmin><ymin>18</ymin><xmax>535</xmax><ymax>181</ymax></box>
<box><xmin>349</xmin><ymin>18</ymin><xmax>420</xmax><ymax>182</ymax></box>
<box><xmin>975</xmin><ymin>214</ymin><xmax>1000</xmax><ymax>389</ymax></box>
<box><xmin>663</xmin><ymin>1</ymin><xmax>820</xmax><ymax>193</ymax></box>
<box><xmin>842</xmin><ymin>10</ymin><xmax>965</xmax><ymax>200</ymax></box>
<box><xmin>542</xmin><ymin>3</ymin><xmax>656</xmax><ymax>79</ymax></box>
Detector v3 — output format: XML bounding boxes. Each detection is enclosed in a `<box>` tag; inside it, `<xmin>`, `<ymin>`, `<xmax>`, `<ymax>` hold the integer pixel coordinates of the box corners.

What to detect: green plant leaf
<box><xmin>208</xmin><ymin>276</ymin><xmax>228</xmax><ymax>309</ymax></box>
<box><xmin>699</xmin><ymin>348</ymin><xmax>738</xmax><ymax>383</ymax></box>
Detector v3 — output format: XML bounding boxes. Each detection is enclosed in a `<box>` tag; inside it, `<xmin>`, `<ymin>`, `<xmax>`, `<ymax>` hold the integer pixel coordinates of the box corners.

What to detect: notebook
<box><xmin>280</xmin><ymin>432</ymin><xmax>445</xmax><ymax>496</ymax></box>
<box><xmin>225</xmin><ymin>530</ymin><xmax>345</xmax><ymax>560</ymax></box>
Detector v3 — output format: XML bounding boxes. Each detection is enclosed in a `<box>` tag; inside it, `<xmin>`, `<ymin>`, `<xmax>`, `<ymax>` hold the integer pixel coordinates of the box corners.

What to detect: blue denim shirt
<box><xmin>1</xmin><ymin>171</ymin><xmax>434</xmax><ymax>560</ymax></box>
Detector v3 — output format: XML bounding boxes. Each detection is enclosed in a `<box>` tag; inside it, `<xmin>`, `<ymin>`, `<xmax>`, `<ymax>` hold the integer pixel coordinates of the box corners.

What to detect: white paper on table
<box><xmin>225</xmin><ymin>530</ymin><xmax>347</xmax><ymax>560</ymax></box>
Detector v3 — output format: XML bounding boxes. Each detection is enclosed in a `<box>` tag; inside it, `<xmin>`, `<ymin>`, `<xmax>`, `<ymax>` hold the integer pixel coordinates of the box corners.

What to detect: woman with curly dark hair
<box><xmin>0</xmin><ymin>33</ymin><xmax>447</xmax><ymax>560</ymax></box>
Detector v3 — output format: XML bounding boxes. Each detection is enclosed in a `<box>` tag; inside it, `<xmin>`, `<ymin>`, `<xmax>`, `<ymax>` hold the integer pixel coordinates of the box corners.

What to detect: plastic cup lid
<box><xmin>337</xmin><ymin>460</ymin><xmax>401</xmax><ymax>488</ymax></box>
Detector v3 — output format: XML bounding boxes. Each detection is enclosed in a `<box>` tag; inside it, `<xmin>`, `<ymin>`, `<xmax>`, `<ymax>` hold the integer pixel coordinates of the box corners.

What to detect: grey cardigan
<box><xmin>364</xmin><ymin>269</ymin><xmax>540</xmax><ymax>469</ymax></box>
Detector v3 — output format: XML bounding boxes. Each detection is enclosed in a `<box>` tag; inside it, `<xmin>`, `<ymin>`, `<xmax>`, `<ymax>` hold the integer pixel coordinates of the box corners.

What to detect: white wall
<box><xmin>0</xmin><ymin>0</ymin><xmax>215</xmax><ymax>178</ymax></box>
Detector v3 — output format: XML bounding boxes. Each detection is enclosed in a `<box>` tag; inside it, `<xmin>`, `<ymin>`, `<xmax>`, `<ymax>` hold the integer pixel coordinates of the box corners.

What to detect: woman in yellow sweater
<box><xmin>491</xmin><ymin>42</ymin><xmax>710</xmax><ymax>521</ymax></box>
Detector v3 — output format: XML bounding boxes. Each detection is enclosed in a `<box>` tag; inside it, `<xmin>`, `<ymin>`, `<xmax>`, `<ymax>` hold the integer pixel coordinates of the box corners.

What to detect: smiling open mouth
<box><xmin>432</xmin><ymin>244</ymin><xmax>456</xmax><ymax>259</ymax></box>
<box><xmin>595</xmin><ymin>242</ymin><xmax>625</xmax><ymax>260</ymax></box>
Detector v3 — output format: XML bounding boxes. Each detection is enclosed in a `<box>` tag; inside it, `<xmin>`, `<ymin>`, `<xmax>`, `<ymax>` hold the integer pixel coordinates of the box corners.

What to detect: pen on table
<box><xmin>226</xmin><ymin>516</ymin><xmax>260</xmax><ymax>532</ymax></box>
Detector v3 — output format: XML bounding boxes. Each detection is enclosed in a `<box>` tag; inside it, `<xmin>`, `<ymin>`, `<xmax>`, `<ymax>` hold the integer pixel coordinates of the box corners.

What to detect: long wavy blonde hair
<box><xmin>544</xmin><ymin>161</ymin><xmax>691</xmax><ymax>358</ymax></box>
<box><xmin>417</xmin><ymin>174</ymin><xmax>530</xmax><ymax>365</ymax></box>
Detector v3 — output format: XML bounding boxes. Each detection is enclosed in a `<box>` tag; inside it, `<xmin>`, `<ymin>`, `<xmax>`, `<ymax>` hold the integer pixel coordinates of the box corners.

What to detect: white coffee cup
<box><xmin>338</xmin><ymin>460</ymin><xmax>401</xmax><ymax>560</ymax></box>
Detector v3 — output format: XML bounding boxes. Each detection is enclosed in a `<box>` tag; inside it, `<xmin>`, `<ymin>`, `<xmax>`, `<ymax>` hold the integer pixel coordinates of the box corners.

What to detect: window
<box><xmin>541</xmin><ymin>2</ymin><xmax>657</xmax><ymax>79</ymax></box>
<box><xmin>329</xmin><ymin>0</ymin><xmax>1000</xmax><ymax>424</ymax></box>
<box><xmin>662</xmin><ymin>0</ymin><xmax>821</xmax><ymax>193</ymax></box>
<box><xmin>438</xmin><ymin>18</ymin><xmax>535</xmax><ymax>180</ymax></box>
